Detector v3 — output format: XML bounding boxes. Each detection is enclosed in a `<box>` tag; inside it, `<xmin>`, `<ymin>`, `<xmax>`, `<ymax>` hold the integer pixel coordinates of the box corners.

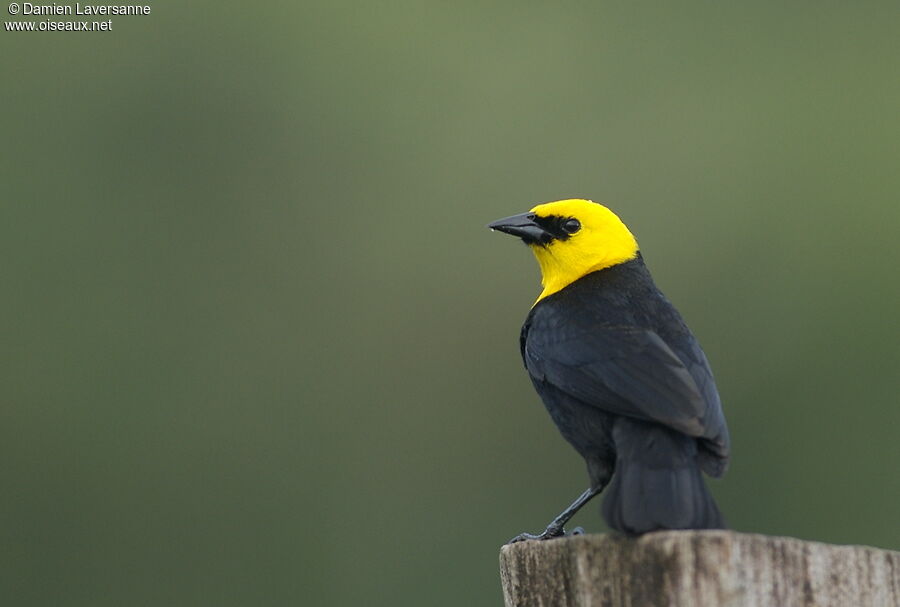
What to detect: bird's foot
<box><xmin>506</xmin><ymin>525</ymin><xmax>584</xmax><ymax>544</ymax></box>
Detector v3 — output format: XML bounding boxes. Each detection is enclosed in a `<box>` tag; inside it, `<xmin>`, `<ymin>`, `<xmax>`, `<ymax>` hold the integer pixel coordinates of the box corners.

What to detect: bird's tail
<box><xmin>601</xmin><ymin>419</ymin><xmax>725</xmax><ymax>535</ymax></box>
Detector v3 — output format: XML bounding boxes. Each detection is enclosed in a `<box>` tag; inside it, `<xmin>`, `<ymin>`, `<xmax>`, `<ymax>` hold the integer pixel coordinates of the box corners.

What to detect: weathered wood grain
<box><xmin>499</xmin><ymin>530</ymin><xmax>900</xmax><ymax>607</ymax></box>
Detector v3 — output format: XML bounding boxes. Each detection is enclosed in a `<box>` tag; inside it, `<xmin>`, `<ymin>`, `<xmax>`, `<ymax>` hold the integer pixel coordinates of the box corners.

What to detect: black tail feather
<box><xmin>601</xmin><ymin>420</ymin><xmax>725</xmax><ymax>535</ymax></box>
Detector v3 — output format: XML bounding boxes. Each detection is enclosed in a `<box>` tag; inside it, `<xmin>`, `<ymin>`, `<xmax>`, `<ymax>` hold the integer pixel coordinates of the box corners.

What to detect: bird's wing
<box><xmin>524</xmin><ymin>320</ymin><xmax>720</xmax><ymax>442</ymax></box>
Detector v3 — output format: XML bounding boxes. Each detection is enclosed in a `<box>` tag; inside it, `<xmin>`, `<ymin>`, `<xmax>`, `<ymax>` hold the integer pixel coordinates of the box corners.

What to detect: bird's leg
<box><xmin>507</xmin><ymin>486</ymin><xmax>601</xmax><ymax>544</ymax></box>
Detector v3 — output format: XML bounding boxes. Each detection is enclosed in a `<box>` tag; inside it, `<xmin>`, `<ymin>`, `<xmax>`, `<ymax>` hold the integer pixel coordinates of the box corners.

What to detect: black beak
<box><xmin>487</xmin><ymin>212</ymin><xmax>549</xmax><ymax>243</ymax></box>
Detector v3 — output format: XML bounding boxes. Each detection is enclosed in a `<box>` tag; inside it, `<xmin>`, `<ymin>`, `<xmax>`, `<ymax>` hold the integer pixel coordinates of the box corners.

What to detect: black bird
<box><xmin>489</xmin><ymin>199</ymin><xmax>729</xmax><ymax>540</ymax></box>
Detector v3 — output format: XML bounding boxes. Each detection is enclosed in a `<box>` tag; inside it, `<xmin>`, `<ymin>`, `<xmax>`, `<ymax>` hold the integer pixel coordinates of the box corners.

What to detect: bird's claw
<box><xmin>506</xmin><ymin>530</ymin><xmax>561</xmax><ymax>544</ymax></box>
<box><xmin>507</xmin><ymin>525</ymin><xmax>583</xmax><ymax>544</ymax></box>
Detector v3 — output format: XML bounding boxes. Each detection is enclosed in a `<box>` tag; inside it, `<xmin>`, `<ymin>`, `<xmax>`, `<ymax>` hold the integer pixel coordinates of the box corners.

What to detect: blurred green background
<box><xmin>3</xmin><ymin>2</ymin><xmax>899</xmax><ymax>605</ymax></box>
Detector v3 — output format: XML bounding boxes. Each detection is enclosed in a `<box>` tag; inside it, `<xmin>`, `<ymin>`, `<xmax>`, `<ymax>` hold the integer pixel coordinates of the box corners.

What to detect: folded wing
<box><xmin>523</xmin><ymin>318</ymin><xmax>729</xmax><ymax>471</ymax></box>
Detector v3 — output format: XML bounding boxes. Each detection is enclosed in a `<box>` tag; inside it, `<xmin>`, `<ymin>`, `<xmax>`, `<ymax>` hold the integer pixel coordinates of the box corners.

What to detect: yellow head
<box><xmin>488</xmin><ymin>199</ymin><xmax>639</xmax><ymax>304</ymax></box>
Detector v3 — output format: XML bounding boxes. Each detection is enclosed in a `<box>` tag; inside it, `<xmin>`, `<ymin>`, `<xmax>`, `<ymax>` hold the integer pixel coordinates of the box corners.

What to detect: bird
<box><xmin>488</xmin><ymin>199</ymin><xmax>729</xmax><ymax>540</ymax></box>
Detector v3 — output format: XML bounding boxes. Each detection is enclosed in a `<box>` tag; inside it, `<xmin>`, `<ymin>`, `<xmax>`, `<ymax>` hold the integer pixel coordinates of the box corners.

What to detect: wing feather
<box><xmin>524</xmin><ymin>321</ymin><xmax>719</xmax><ymax>443</ymax></box>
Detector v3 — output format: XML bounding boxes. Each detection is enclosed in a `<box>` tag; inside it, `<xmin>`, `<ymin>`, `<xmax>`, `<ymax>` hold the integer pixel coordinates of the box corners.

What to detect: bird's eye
<box><xmin>562</xmin><ymin>218</ymin><xmax>581</xmax><ymax>234</ymax></box>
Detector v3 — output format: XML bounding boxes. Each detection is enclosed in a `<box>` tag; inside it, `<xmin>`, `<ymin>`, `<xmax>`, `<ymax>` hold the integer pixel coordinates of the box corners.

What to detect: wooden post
<box><xmin>499</xmin><ymin>530</ymin><xmax>900</xmax><ymax>607</ymax></box>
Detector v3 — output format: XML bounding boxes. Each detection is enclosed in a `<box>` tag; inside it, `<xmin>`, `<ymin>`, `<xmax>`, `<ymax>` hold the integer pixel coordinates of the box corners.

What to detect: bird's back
<box><xmin>521</xmin><ymin>255</ymin><xmax>730</xmax><ymax>474</ymax></box>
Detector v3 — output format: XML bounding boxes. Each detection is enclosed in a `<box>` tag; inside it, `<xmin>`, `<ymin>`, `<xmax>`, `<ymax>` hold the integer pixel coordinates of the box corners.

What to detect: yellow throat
<box><xmin>529</xmin><ymin>199</ymin><xmax>639</xmax><ymax>304</ymax></box>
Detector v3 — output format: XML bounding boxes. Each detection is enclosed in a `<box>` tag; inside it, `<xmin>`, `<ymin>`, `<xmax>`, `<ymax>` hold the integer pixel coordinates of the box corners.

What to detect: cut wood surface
<box><xmin>499</xmin><ymin>530</ymin><xmax>900</xmax><ymax>607</ymax></box>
